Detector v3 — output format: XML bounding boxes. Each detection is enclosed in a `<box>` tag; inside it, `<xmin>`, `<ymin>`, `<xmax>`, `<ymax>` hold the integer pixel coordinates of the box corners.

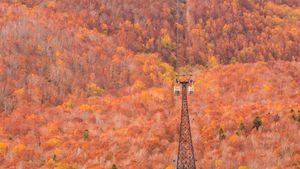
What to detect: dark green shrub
<box><xmin>239</xmin><ymin>122</ymin><xmax>245</xmax><ymax>130</ymax></box>
<box><xmin>218</xmin><ymin>128</ymin><xmax>225</xmax><ymax>140</ymax></box>
<box><xmin>52</xmin><ymin>154</ymin><xmax>57</xmax><ymax>161</ymax></box>
<box><xmin>112</xmin><ymin>164</ymin><xmax>117</xmax><ymax>169</ymax></box>
<box><xmin>291</xmin><ymin>112</ymin><xmax>300</xmax><ymax>122</ymax></box>
<box><xmin>83</xmin><ymin>130</ymin><xmax>89</xmax><ymax>140</ymax></box>
<box><xmin>236</xmin><ymin>122</ymin><xmax>245</xmax><ymax>136</ymax></box>
<box><xmin>252</xmin><ymin>116</ymin><xmax>262</xmax><ymax>130</ymax></box>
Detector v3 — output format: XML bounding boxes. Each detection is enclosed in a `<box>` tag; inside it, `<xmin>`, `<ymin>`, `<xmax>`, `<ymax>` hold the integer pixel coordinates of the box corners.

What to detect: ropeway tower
<box><xmin>174</xmin><ymin>76</ymin><xmax>196</xmax><ymax>169</ymax></box>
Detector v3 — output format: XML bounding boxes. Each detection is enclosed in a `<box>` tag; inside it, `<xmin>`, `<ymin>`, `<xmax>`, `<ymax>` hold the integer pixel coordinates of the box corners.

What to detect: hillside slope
<box><xmin>0</xmin><ymin>1</ymin><xmax>299</xmax><ymax>109</ymax></box>
<box><xmin>1</xmin><ymin>61</ymin><xmax>299</xmax><ymax>168</ymax></box>
<box><xmin>0</xmin><ymin>1</ymin><xmax>300</xmax><ymax>169</ymax></box>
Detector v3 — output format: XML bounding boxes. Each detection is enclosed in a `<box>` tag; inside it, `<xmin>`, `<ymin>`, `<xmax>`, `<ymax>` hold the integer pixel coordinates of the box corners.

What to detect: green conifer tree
<box><xmin>252</xmin><ymin>116</ymin><xmax>262</xmax><ymax>130</ymax></box>
<box><xmin>83</xmin><ymin>130</ymin><xmax>89</xmax><ymax>140</ymax></box>
<box><xmin>218</xmin><ymin>128</ymin><xmax>225</xmax><ymax>140</ymax></box>
<box><xmin>112</xmin><ymin>164</ymin><xmax>117</xmax><ymax>169</ymax></box>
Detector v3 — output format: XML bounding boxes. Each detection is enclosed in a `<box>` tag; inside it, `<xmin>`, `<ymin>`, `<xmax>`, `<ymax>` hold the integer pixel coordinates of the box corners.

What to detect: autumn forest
<box><xmin>0</xmin><ymin>0</ymin><xmax>300</xmax><ymax>169</ymax></box>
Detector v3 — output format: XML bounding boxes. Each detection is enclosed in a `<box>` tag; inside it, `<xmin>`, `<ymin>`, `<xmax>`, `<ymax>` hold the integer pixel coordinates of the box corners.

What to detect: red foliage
<box><xmin>0</xmin><ymin>1</ymin><xmax>299</xmax><ymax>168</ymax></box>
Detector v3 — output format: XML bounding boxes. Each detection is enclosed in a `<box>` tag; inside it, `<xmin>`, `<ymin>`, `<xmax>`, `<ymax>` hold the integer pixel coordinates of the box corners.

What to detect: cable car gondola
<box><xmin>174</xmin><ymin>79</ymin><xmax>181</xmax><ymax>96</ymax></box>
<box><xmin>188</xmin><ymin>80</ymin><xmax>194</xmax><ymax>95</ymax></box>
<box><xmin>174</xmin><ymin>85</ymin><xmax>181</xmax><ymax>96</ymax></box>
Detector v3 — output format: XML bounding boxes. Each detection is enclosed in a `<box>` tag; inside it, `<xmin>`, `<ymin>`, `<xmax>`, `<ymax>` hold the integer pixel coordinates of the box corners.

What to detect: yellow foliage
<box><xmin>229</xmin><ymin>134</ymin><xmax>238</xmax><ymax>143</ymax></box>
<box><xmin>152</xmin><ymin>88</ymin><xmax>166</xmax><ymax>102</ymax></box>
<box><xmin>150</xmin><ymin>73</ymin><xmax>158</xmax><ymax>83</ymax></box>
<box><xmin>0</xmin><ymin>142</ymin><xmax>7</xmax><ymax>153</ymax></box>
<box><xmin>207</xmin><ymin>43</ymin><xmax>214</xmax><ymax>52</ymax></box>
<box><xmin>162</xmin><ymin>6</ymin><xmax>171</xmax><ymax>16</ymax></box>
<box><xmin>47</xmin><ymin>1</ymin><xmax>56</xmax><ymax>8</ymax></box>
<box><xmin>263</xmin><ymin>84</ymin><xmax>272</xmax><ymax>91</ymax></box>
<box><xmin>133</xmin><ymin>23</ymin><xmax>142</xmax><ymax>32</ymax></box>
<box><xmin>266</xmin><ymin>15</ymin><xmax>285</xmax><ymax>26</ymax></box>
<box><xmin>26</xmin><ymin>114</ymin><xmax>38</xmax><ymax>121</ymax></box>
<box><xmin>265</xmin><ymin>2</ymin><xmax>295</xmax><ymax>17</ymax></box>
<box><xmin>47</xmin><ymin>123</ymin><xmax>59</xmax><ymax>132</ymax></box>
<box><xmin>161</xmin><ymin>34</ymin><xmax>175</xmax><ymax>50</ymax></box>
<box><xmin>261</xmin><ymin>117</ymin><xmax>269</xmax><ymax>123</ymax></box>
<box><xmin>55</xmin><ymin>162</ymin><xmax>78</xmax><ymax>169</ymax></box>
<box><xmin>13</xmin><ymin>88</ymin><xmax>25</xmax><ymax>97</ymax></box>
<box><xmin>290</xmin><ymin>81</ymin><xmax>297</xmax><ymax>89</ymax></box>
<box><xmin>132</xmin><ymin>80</ymin><xmax>146</xmax><ymax>90</ymax></box>
<box><xmin>55</xmin><ymin>50</ymin><xmax>61</xmax><ymax>58</ymax></box>
<box><xmin>238</xmin><ymin>166</ymin><xmax>248</xmax><ymax>169</ymax></box>
<box><xmin>56</xmin><ymin>162</ymin><xmax>69</xmax><ymax>169</ymax></box>
<box><xmin>230</xmin><ymin>57</ymin><xmax>237</xmax><ymax>64</ymax></box>
<box><xmin>116</xmin><ymin>46</ymin><xmax>126</xmax><ymax>55</ymax></box>
<box><xmin>191</xmin><ymin>28</ymin><xmax>202</xmax><ymax>36</ymax></box>
<box><xmin>80</xmin><ymin>104</ymin><xmax>92</xmax><ymax>112</ymax></box>
<box><xmin>223</xmin><ymin>24</ymin><xmax>230</xmax><ymax>32</ymax></box>
<box><xmin>37</xmin><ymin>45</ymin><xmax>44</xmax><ymax>53</ymax></box>
<box><xmin>99</xmin><ymin>4</ymin><xmax>106</xmax><ymax>12</ymax></box>
<box><xmin>70</xmin><ymin>163</ymin><xmax>78</xmax><ymax>169</ymax></box>
<box><xmin>220</xmin><ymin>123</ymin><xmax>225</xmax><ymax>129</ymax></box>
<box><xmin>165</xmin><ymin>164</ymin><xmax>174</xmax><ymax>169</ymax></box>
<box><xmin>56</xmin><ymin>58</ymin><xmax>64</xmax><ymax>65</ymax></box>
<box><xmin>54</xmin><ymin>148</ymin><xmax>63</xmax><ymax>156</ymax></box>
<box><xmin>55</xmin><ymin>50</ymin><xmax>63</xmax><ymax>65</ymax></box>
<box><xmin>46</xmin><ymin>158</ymin><xmax>55</xmax><ymax>165</ymax></box>
<box><xmin>235</xmin><ymin>117</ymin><xmax>244</xmax><ymax>124</ymax></box>
<box><xmin>161</xmin><ymin>34</ymin><xmax>172</xmax><ymax>44</ymax></box>
<box><xmin>47</xmin><ymin>138</ymin><xmax>61</xmax><ymax>145</ymax></box>
<box><xmin>142</xmin><ymin>60</ymin><xmax>150</xmax><ymax>74</ymax></box>
<box><xmin>47</xmin><ymin>35</ymin><xmax>54</xmax><ymax>43</ymax></box>
<box><xmin>62</xmin><ymin>99</ymin><xmax>72</xmax><ymax>109</ymax></box>
<box><xmin>159</xmin><ymin>62</ymin><xmax>175</xmax><ymax>88</ymax></box>
<box><xmin>140</xmin><ymin>91</ymin><xmax>151</xmax><ymax>103</ymax></box>
<box><xmin>112</xmin><ymin>55</ymin><xmax>121</xmax><ymax>64</ymax></box>
<box><xmin>13</xmin><ymin>144</ymin><xmax>25</xmax><ymax>154</ymax></box>
<box><xmin>102</xmin><ymin>95</ymin><xmax>112</xmax><ymax>105</ymax></box>
<box><xmin>87</xmin><ymin>83</ymin><xmax>104</xmax><ymax>96</ymax></box>
<box><xmin>160</xmin><ymin>28</ymin><xmax>168</xmax><ymax>34</ymax></box>
<box><xmin>215</xmin><ymin>159</ymin><xmax>222</xmax><ymax>167</ymax></box>
<box><xmin>101</xmin><ymin>23</ymin><xmax>108</xmax><ymax>34</ymax></box>
<box><xmin>116</xmin><ymin>128</ymin><xmax>128</xmax><ymax>134</ymax></box>
<box><xmin>145</xmin><ymin>38</ymin><xmax>154</xmax><ymax>50</ymax></box>
<box><xmin>274</xmin><ymin>104</ymin><xmax>282</xmax><ymax>111</ymax></box>
<box><xmin>0</xmin><ymin>127</ymin><xmax>4</xmax><ymax>134</ymax></box>
<box><xmin>207</xmin><ymin>55</ymin><xmax>218</xmax><ymax>69</ymax></box>
<box><xmin>123</xmin><ymin>20</ymin><xmax>132</xmax><ymax>29</ymax></box>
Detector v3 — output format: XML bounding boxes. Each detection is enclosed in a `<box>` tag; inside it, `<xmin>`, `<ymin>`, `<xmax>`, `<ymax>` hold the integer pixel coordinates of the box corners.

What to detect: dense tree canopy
<box><xmin>0</xmin><ymin>0</ymin><xmax>299</xmax><ymax>168</ymax></box>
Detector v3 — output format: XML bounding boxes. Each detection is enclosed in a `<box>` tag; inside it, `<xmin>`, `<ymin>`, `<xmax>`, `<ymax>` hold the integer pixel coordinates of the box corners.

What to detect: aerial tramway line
<box><xmin>173</xmin><ymin>0</ymin><xmax>197</xmax><ymax>168</ymax></box>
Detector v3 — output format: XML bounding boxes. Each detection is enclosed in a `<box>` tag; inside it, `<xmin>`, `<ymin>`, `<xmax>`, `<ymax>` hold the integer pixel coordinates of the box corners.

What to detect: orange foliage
<box><xmin>0</xmin><ymin>0</ymin><xmax>299</xmax><ymax>168</ymax></box>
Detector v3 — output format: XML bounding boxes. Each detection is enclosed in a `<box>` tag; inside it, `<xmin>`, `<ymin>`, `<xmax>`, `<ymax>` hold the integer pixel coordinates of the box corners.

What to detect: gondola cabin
<box><xmin>174</xmin><ymin>85</ymin><xmax>181</xmax><ymax>96</ymax></box>
<box><xmin>188</xmin><ymin>85</ymin><xmax>194</xmax><ymax>95</ymax></box>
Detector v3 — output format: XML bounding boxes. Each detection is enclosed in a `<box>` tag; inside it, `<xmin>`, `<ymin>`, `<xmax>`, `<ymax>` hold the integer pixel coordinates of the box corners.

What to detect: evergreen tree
<box><xmin>239</xmin><ymin>122</ymin><xmax>245</xmax><ymax>130</ymax></box>
<box><xmin>83</xmin><ymin>130</ymin><xmax>89</xmax><ymax>140</ymax></box>
<box><xmin>218</xmin><ymin>128</ymin><xmax>225</xmax><ymax>140</ymax></box>
<box><xmin>112</xmin><ymin>164</ymin><xmax>117</xmax><ymax>169</ymax></box>
<box><xmin>52</xmin><ymin>154</ymin><xmax>57</xmax><ymax>161</ymax></box>
<box><xmin>236</xmin><ymin>122</ymin><xmax>245</xmax><ymax>136</ymax></box>
<box><xmin>252</xmin><ymin>116</ymin><xmax>262</xmax><ymax>130</ymax></box>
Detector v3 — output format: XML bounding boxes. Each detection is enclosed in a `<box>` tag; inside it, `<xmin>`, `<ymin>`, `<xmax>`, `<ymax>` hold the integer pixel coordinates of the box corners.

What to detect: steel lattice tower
<box><xmin>176</xmin><ymin>80</ymin><xmax>196</xmax><ymax>169</ymax></box>
<box><xmin>174</xmin><ymin>0</ymin><xmax>196</xmax><ymax>167</ymax></box>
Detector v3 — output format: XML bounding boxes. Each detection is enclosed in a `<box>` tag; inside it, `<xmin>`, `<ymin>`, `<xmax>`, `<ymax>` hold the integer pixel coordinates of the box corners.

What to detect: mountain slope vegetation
<box><xmin>1</xmin><ymin>61</ymin><xmax>300</xmax><ymax>168</ymax></box>
<box><xmin>0</xmin><ymin>0</ymin><xmax>299</xmax><ymax>168</ymax></box>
